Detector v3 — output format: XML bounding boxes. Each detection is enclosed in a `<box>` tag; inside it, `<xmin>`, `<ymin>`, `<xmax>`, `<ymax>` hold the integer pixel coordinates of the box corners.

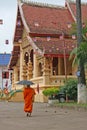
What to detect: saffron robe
<box><xmin>23</xmin><ymin>87</ymin><xmax>35</xmax><ymax>113</ymax></box>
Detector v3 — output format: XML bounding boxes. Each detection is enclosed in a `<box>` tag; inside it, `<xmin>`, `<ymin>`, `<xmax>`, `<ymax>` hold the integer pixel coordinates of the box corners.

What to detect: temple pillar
<box><xmin>58</xmin><ymin>58</ymin><xmax>64</xmax><ymax>75</ymax></box>
<box><xmin>21</xmin><ymin>62</ymin><xmax>27</xmax><ymax>80</ymax></box>
<box><xmin>33</xmin><ymin>52</ymin><xmax>39</xmax><ymax>78</ymax></box>
<box><xmin>14</xmin><ymin>66</ymin><xmax>19</xmax><ymax>82</ymax></box>
<box><xmin>20</xmin><ymin>47</ymin><xmax>24</xmax><ymax>80</ymax></box>
<box><xmin>27</xmin><ymin>57</ymin><xmax>33</xmax><ymax>80</ymax></box>
<box><xmin>49</xmin><ymin>57</ymin><xmax>52</xmax><ymax>75</ymax></box>
<box><xmin>11</xmin><ymin>70</ymin><xmax>14</xmax><ymax>89</ymax></box>
<box><xmin>12</xmin><ymin>66</ymin><xmax>19</xmax><ymax>89</ymax></box>
<box><xmin>58</xmin><ymin>58</ymin><xmax>63</xmax><ymax>75</ymax></box>
<box><xmin>43</xmin><ymin>57</ymin><xmax>50</xmax><ymax>85</ymax></box>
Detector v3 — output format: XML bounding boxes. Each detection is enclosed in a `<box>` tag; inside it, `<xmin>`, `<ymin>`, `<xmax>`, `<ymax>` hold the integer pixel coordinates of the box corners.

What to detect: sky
<box><xmin>0</xmin><ymin>0</ymin><xmax>17</xmax><ymax>54</ymax></box>
<box><xmin>0</xmin><ymin>0</ymin><xmax>87</xmax><ymax>54</ymax></box>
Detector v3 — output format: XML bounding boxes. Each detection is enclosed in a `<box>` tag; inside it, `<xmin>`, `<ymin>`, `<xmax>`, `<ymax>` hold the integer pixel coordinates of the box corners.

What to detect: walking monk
<box><xmin>23</xmin><ymin>85</ymin><xmax>36</xmax><ymax>117</ymax></box>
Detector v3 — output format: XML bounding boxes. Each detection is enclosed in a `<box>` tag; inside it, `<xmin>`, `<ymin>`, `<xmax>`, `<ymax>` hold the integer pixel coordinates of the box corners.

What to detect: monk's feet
<box><xmin>26</xmin><ymin>113</ymin><xmax>29</xmax><ymax>117</ymax></box>
<box><xmin>29</xmin><ymin>112</ymin><xmax>31</xmax><ymax>117</ymax></box>
<box><xmin>26</xmin><ymin>112</ymin><xmax>31</xmax><ymax>117</ymax></box>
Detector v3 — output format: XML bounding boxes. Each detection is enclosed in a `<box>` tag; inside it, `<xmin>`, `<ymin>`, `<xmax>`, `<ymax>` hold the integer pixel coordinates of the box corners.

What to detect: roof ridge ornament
<box><xmin>21</xmin><ymin>0</ymin><xmax>65</xmax><ymax>9</ymax></box>
<box><xmin>66</xmin><ymin>0</ymin><xmax>75</xmax><ymax>4</ymax></box>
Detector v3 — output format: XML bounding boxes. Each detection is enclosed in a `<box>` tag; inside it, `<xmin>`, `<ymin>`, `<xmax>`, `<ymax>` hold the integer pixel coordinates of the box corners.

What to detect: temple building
<box><xmin>8</xmin><ymin>0</ymin><xmax>87</xmax><ymax>102</ymax></box>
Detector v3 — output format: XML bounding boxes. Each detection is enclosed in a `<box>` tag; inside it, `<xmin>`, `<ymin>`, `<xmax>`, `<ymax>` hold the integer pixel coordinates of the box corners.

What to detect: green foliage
<box><xmin>82</xmin><ymin>22</ymin><xmax>87</xmax><ymax>41</ymax></box>
<box><xmin>77</xmin><ymin>42</ymin><xmax>87</xmax><ymax>64</ymax></box>
<box><xmin>59</xmin><ymin>78</ymin><xmax>78</xmax><ymax>101</ymax></box>
<box><xmin>42</xmin><ymin>87</ymin><xmax>59</xmax><ymax>96</ymax></box>
<box><xmin>69</xmin><ymin>42</ymin><xmax>87</xmax><ymax>66</ymax></box>
<box><xmin>69</xmin><ymin>22</ymin><xmax>87</xmax><ymax>41</ymax></box>
<box><xmin>69</xmin><ymin>47</ymin><xmax>78</xmax><ymax>66</ymax></box>
<box><xmin>69</xmin><ymin>22</ymin><xmax>87</xmax><ymax>67</ymax></box>
<box><xmin>69</xmin><ymin>22</ymin><xmax>77</xmax><ymax>36</ymax></box>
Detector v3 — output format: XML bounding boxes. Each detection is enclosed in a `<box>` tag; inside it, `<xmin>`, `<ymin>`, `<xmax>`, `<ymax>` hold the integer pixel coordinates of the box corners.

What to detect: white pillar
<box><xmin>78</xmin><ymin>84</ymin><xmax>87</xmax><ymax>104</ymax></box>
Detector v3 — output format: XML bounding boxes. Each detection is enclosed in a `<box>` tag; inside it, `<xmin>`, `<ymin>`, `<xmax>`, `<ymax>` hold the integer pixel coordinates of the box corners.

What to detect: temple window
<box><xmin>24</xmin><ymin>52</ymin><xmax>29</xmax><ymax>65</ymax></box>
<box><xmin>18</xmin><ymin>70</ymin><xmax>20</xmax><ymax>81</ymax></box>
<box><xmin>30</xmin><ymin>49</ymin><xmax>33</xmax><ymax>66</ymax></box>
<box><xmin>2</xmin><ymin>71</ymin><xmax>9</xmax><ymax>79</ymax></box>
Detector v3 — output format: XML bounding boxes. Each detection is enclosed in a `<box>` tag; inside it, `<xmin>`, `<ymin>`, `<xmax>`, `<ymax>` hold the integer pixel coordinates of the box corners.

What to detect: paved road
<box><xmin>0</xmin><ymin>101</ymin><xmax>87</xmax><ymax>130</ymax></box>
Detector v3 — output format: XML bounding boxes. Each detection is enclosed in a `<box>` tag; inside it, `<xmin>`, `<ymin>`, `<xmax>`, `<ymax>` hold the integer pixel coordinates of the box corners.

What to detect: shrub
<box><xmin>59</xmin><ymin>78</ymin><xmax>77</xmax><ymax>101</ymax></box>
<box><xmin>42</xmin><ymin>87</ymin><xmax>59</xmax><ymax>99</ymax></box>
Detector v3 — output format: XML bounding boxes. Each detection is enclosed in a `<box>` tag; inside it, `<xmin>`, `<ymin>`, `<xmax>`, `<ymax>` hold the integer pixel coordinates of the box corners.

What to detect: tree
<box><xmin>69</xmin><ymin>41</ymin><xmax>87</xmax><ymax>66</ymax></box>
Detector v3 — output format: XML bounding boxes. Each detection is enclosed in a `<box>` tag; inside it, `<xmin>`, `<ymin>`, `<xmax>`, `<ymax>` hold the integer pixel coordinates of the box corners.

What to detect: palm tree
<box><xmin>70</xmin><ymin>42</ymin><xmax>87</xmax><ymax>67</ymax></box>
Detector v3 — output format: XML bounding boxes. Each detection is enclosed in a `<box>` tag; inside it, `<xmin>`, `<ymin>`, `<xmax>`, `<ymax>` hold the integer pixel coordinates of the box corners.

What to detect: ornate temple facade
<box><xmin>8</xmin><ymin>0</ymin><xmax>87</xmax><ymax>102</ymax></box>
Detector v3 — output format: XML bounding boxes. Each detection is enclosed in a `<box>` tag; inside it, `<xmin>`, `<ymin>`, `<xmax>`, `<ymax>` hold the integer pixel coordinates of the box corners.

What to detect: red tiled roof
<box><xmin>22</xmin><ymin>4</ymin><xmax>74</xmax><ymax>34</ymax></box>
<box><xmin>32</xmin><ymin>37</ymin><xmax>77</xmax><ymax>56</ymax></box>
<box><xmin>8</xmin><ymin>46</ymin><xmax>20</xmax><ymax>69</ymax></box>
<box><xmin>10</xmin><ymin>1</ymin><xmax>87</xmax><ymax>68</ymax></box>
<box><xmin>14</xmin><ymin>8</ymin><xmax>24</xmax><ymax>42</ymax></box>
<box><xmin>69</xmin><ymin>3</ymin><xmax>87</xmax><ymax>22</ymax></box>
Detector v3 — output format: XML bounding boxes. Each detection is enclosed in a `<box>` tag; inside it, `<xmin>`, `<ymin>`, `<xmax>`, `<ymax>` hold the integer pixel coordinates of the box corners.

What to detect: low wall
<box><xmin>9</xmin><ymin>92</ymin><xmax>24</xmax><ymax>102</ymax></box>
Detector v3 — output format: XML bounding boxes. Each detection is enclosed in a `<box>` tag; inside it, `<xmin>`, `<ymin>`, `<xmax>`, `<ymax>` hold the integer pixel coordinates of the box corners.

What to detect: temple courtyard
<box><xmin>0</xmin><ymin>101</ymin><xmax>87</xmax><ymax>130</ymax></box>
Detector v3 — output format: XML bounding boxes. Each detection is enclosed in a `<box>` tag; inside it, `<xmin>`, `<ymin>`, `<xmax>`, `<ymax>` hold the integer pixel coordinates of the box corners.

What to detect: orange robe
<box><xmin>23</xmin><ymin>87</ymin><xmax>35</xmax><ymax>113</ymax></box>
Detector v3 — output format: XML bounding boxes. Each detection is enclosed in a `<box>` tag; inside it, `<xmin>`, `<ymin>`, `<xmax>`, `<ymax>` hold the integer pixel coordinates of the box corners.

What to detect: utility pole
<box><xmin>76</xmin><ymin>0</ymin><xmax>86</xmax><ymax>85</ymax></box>
<box><xmin>76</xmin><ymin>0</ymin><xmax>87</xmax><ymax>103</ymax></box>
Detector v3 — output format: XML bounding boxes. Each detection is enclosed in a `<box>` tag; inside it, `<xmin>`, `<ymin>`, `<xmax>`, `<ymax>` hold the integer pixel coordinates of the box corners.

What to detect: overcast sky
<box><xmin>0</xmin><ymin>0</ymin><xmax>87</xmax><ymax>54</ymax></box>
<box><xmin>0</xmin><ymin>0</ymin><xmax>17</xmax><ymax>54</ymax></box>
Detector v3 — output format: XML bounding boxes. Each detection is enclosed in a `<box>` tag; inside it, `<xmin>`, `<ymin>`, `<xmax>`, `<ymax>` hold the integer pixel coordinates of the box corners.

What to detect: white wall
<box><xmin>0</xmin><ymin>66</ymin><xmax>12</xmax><ymax>90</ymax></box>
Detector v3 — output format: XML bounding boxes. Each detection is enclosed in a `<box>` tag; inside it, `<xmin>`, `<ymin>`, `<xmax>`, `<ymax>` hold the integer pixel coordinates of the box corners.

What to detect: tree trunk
<box><xmin>76</xmin><ymin>0</ymin><xmax>87</xmax><ymax>103</ymax></box>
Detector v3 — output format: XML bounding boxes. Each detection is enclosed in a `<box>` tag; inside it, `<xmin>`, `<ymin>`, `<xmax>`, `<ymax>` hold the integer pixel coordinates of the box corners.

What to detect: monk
<box><xmin>23</xmin><ymin>85</ymin><xmax>35</xmax><ymax>117</ymax></box>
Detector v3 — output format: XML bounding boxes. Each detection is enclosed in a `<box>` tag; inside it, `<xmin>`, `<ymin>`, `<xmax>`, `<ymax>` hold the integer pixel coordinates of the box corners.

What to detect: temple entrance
<box><xmin>52</xmin><ymin>57</ymin><xmax>58</xmax><ymax>75</ymax></box>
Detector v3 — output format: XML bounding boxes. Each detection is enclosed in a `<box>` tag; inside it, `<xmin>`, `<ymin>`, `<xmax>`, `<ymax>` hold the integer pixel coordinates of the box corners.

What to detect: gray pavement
<box><xmin>0</xmin><ymin>101</ymin><xmax>87</xmax><ymax>130</ymax></box>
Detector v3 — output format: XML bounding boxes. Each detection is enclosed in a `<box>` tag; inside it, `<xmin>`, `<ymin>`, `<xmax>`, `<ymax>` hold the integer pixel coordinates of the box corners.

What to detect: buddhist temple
<box><xmin>8</xmin><ymin>0</ymin><xmax>87</xmax><ymax>102</ymax></box>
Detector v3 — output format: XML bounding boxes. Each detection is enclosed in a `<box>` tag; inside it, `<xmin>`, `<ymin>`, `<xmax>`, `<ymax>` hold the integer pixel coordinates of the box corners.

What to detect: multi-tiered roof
<box><xmin>9</xmin><ymin>0</ymin><xmax>87</xmax><ymax>68</ymax></box>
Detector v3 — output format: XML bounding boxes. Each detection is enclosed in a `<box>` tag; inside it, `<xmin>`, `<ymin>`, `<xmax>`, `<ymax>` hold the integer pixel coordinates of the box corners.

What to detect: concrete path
<box><xmin>0</xmin><ymin>101</ymin><xmax>87</xmax><ymax>130</ymax></box>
